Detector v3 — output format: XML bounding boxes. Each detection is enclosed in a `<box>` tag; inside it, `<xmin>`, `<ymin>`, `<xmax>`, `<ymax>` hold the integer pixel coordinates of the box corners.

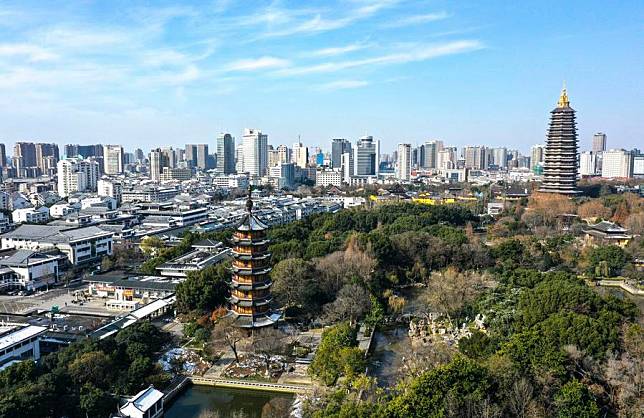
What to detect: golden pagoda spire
<box><xmin>557</xmin><ymin>81</ymin><xmax>570</xmax><ymax>107</ymax></box>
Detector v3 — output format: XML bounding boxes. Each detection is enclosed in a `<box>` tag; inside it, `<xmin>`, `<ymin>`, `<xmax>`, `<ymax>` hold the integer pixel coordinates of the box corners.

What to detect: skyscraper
<box><xmin>331</xmin><ymin>138</ymin><xmax>352</xmax><ymax>169</ymax></box>
<box><xmin>13</xmin><ymin>143</ymin><xmax>37</xmax><ymax>167</ymax></box>
<box><xmin>491</xmin><ymin>147</ymin><xmax>508</xmax><ymax>169</ymax></box>
<box><xmin>396</xmin><ymin>144</ymin><xmax>411</xmax><ymax>181</ymax></box>
<box><xmin>65</xmin><ymin>144</ymin><xmax>102</xmax><ymax>159</ymax></box>
<box><xmin>216</xmin><ymin>133</ymin><xmax>235</xmax><ymax>174</ymax></box>
<box><xmin>0</xmin><ymin>144</ymin><xmax>6</xmax><ymax>168</ymax></box>
<box><xmin>292</xmin><ymin>142</ymin><xmax>308</xmax><ymax>168</ymax></box>
<box><xmin>437</xmin><ymin>147</ymin><xmax>458</xmax><ymax>170</ymax></box>
<box><xmin>34</xmin><ymin>143</ymin><xmax>59</xmax><ymax>171</ymax></box>
<box><xmin>57</xmin><ymin>157</ymin><xmax>99</xmax><ymax>197</ymax></box>
<box><xmin>103</xmin><ymin>145</ymin><xmax>124</xmax><ymax>175</ymax></box>
<box><xmin>354</xmin><ymin>135</ymin><xmax>379</xmax><ymax>176</ymax></box>
<box><xmin>185</xmin><ymin>144</ymin><xmax>209</xmax><ymax>169</ymax></box>
<box><xmin>592</xmin><ymin>133</ymin><xmax>607</xmax><ymax>153</ymax></box>
<box><xmin>530</xmin><ymin>144</ymin><xmax>546</xmax><ymax>170</ymax></box>
<box><xmin>243</xmin><ymin>129</ymin><xmax>268</xmax><ymax>176</ymax></box>
<box><xmin>464</xmin><ymin>146</ymin><xmax>486</xmax><ymax>169</ymax></box>
<box><xmin>423</xmin><ymin>140</ymin><xmax>443</xmax><ymax>169</ymax></box>
<box><xmin>540</xmin><ymin>86</ymin><xmax>580</xmax><ymax>194</ymax></box>
<box><xmin>149</xmin><ymin>149</ymin><xmax>162</xmax><ymax>182</ymax></box>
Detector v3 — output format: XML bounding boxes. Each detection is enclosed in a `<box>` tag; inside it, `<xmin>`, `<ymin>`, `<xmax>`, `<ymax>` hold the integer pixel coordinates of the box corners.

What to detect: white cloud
<box><xmin>275</xmin><ymin>40</ymin><xmax>483</xmax><ymax>76</ymax></box>
<box><xmin>225</xmin><ymin>56</ymin><xmax>290</xmax><ymax>72</ymax></box>
<box><xmin>318</xmin><ymin>79</ymin><xmax>369</xmax><ymax>91</ymax></box>
<box><xmin>383</xmin><ymin>11</ymin><xmax>450</xmax><ymax>28</ymax></box>
<box><xmin>0</xmin><ymin>43</ymin><xmax>58</xmax><ymax>62</ymax></box>
<box><xmin>307</xmin><ymin>41</ymin><xmax>371</xmax><ymax>57</ymax></box>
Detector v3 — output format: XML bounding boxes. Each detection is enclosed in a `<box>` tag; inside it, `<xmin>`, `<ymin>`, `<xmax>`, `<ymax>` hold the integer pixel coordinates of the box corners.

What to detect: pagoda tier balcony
<box><xmin>229</xmin><ymin>278</ymin><xmax>272</xmax><ymax>290</ymax></box>
<box><xmin>231</xmin><ymin>250</ymin><xmax>271</xmax><ymax>261</ymax></box>
<box><xmin>231</xmin><ymin>236</ymin><xmax>270</xmax><ymax>246</ymax></box>
<box><xmin>231</xmin><ymin>266</ymin><xmax>272</xmax><ymax>276</ymax></box>
<box><xmin>228</xmin><ymin>295</ymin><xmax>273</xmax><ymax>307</ymax></box>
<box><xmin>233</xmin><ymin>259</ymin><xmax>271</xmax><ymax>269</ymax></box>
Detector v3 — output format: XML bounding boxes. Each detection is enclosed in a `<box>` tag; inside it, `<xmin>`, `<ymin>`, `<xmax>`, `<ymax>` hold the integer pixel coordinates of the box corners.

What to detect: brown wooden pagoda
<box><xmin>227</xmin><ymin>191</ymin><xmax>281</xmax><ymax>328</ymax></box>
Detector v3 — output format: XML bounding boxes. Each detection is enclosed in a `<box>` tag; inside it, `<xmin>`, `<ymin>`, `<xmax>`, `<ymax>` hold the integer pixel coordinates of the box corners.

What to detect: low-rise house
<box><xmin>12</xmin><ymin>207</ymin><xmax>50</xmax><ymax>224</ymax></box>
<box><xmin>115</xmin><ymin>386</ymin><xmax>164</xmax><ymax>418</ymax></box>
<box><xmin>0</xmin><ymin>249</ymin><xmax>64</xmax><ymax>291</ymax></box>
<box><xmin>156</xmin><ymin>243</ymin><xmax>230</xmax><ymax>278</ymax></box>
<box><xmin>49</xmin><ymin>201</ymin><xmax>79</xmax><ymax>218</ymax></box>
<box><xmin>1</xmin><ymin>224</ymin><xmax>113</xmax><ymax>264</ymax></box>
<box><xmin>583</xmin><ymin>221</ymin><xmax>632</xmax><ymax>247</ymax></box>
<box><xmin>0</xmin><ymin>213</ymin><xmax>11</xmax><ymax>233</ymax></box>
<box><xmin>85</xmin><ymin>273</ymin><xmax>177</xmax><ymax>310</ymax></box>
<box><xmin>0</xmin><ymin>323</ymin><xmax>48</xmax><ymax>370</ymax></box>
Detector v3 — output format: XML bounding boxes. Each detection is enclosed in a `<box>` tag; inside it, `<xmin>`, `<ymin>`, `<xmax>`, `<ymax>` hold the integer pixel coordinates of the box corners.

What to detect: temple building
<box><xmin>539</xmin><ymin>85</ymin><xmax>581</xmax><ymax>194</ymax></box>
<box><xmin>228</xmin><ymin>192</ymin><xmax>281</xmax><ymax>328</ymax></box>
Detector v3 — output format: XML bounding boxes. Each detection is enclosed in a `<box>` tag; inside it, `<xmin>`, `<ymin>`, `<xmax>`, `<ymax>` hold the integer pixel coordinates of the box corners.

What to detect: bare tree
<box><xmin>211</xmin><ymin>316</ymin><xmax>245</xmax><ymax>363</ymax></box>
<box><xmin>197</xmin><ymin>409</ymin><xmax>221</xmax><ymax>418</ymax></box>
<box><xmin>322</xmin><ymin>284</ymin><xmax>371</xmax><ymax>326</ymax></box>
<box><xmin>251</xmin><ymin>327</ymin><xmax>289</xmax><ymax>376</ymax></box>
<box><xmin>508</xmin><ymin>378</ymin><xmax>534</xmax><ymax>418</ymax></box>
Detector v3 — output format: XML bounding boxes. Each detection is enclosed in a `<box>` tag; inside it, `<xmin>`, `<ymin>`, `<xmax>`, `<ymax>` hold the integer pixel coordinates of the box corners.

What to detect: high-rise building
<box><xmin>216</xmin><ymin>133</ymin><xmax>235</xmax><ymax>174</ymax></box>
<box><xmin>341</xmin><ymin>152</ymin><xmax>353</xmax><ymax>183</ymax></box>
<box><xmin>65</xmin><ymin>144</ymin><xmax>103</xmax><ymax>159</ymax></box>
<box><xmin>185</xmin><ymin>144</ymin><xmax>209</xmax><ymax>169</ymax></box>
<box><xmin>540</xmin><ymin>86</ymin><xmax>579</xmax><ymax>194</ymax></box>
<box><xmin>159</xmin><ymin>147</ymin><xmax>176</xmax><ymax>169</ymax></box>
<box><xmin>437</xmin><ymin>147</ymin><xmax>458</xmax><ymax>170</ymax></box>
<box><xmin>331</xmin><ymin>138</ymin><xmax>352</xmax><ymax>169</ymax></box>
<box><xmin>149</xmin><ymin>149</ymin><xmax>162</xmax><ymax>182</ymax></box>
<box><xmin>276</xmin><ymin>145</ymin><xmax>290</xmax><ymax>164</ymax></box>
<box><xmin>135</xmin><ymin>148</ymin><xmax>145</xmax><ymax>162</ymax></box>
<box><xmin>579</xmin><ymin>151</ymin><xmax>597</xmax><ymax>176</ymax></box>
<box><xmin>423</xmin><ymin>140</ymin><xmax>443</xmax><ymax>169</ymax></box>
<box><xmin>13</xmin><ymin>143</ymin><xmax>37</xmax><ymax>167</ymax></box>
<box><xmin>228</xmin><ymin>192</ymin><xmax>280</xmax><ymax>328</ymax></box>
<box><xmin>33</xmin><ymin>143</ymin><xmax>59</xmax><ymax>171</ymax></box>
<box><xmin>242</xmin><ymin>129</ymin><xmax>268</xmax><ymax>176</ymax></box>
<box><xmin>396</xmin><ymin>144</ymin><xmax>411</xmax><ymax>181</ymax></box>
<box><xmin>269</xmin><ymin>162</ymin><xmax>295</xmax><ymax>188</ymax></box>
<box><xmin>354</xmin><ymin>135</ymin><xmax>379</xmax><ymax>176</ymax></box>
<box><xmin>530</xmin><ymin>144</ymin><xmax>546</xmax><ymax>170</ymax></box>
<box><xmin>491</xmin><ymin>147</ymin><xmax>508</xmax><ymax>169</ymax></box>
<box><xmin>292</xmin><ymin>142</ymin><xmax>308</xmax><ymax>168</ymax></box>
<box><xmin>464</xmin><ymin>146</ymin><xmax>486</xmax><ymax>170</ymax></box>
<box><xmin>602</xmin><ymin>150</ymin><xmax>633</xmax><ymax>178</ymax></box>
<box><xmin>103</xmin><ymin>145</ymin><xmax>124</xmax><ymax>175</ymax></box>
<box><xmin>0</xmin><ymin>143</ymin><xmax>6</xmax><ymax>168</ymax></box>
<box><xmin>592</xmin><ymin>133</ymin><xmax>607</xmax><ymax>153</ymax></box>
<box><xmin>57</xmin><ymin>157</ymin><xmax>99</xmax><ymax>197</ymax></box>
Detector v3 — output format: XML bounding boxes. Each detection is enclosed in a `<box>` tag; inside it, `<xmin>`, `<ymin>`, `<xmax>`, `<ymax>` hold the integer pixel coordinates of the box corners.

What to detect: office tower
<box><xmin>149</xmin><ymin>149</ymin><xmax>162</xmax><ymax>182</ymax></box>
<box><xmin>135</xmin><ymin>148</ymin><xmax>145</xmax><ymax>162</ymax></box>
<box><xmin>354</xmin><ymin>135</ymin><xmax>379</xmax><ymax>176</ymax></box>
<box><xmin>276</xmin><ymin>145</ymin><xmax>290</xmax><ymax>164</ymax></box>
<box><xmin>592</xmin><ymin>133</ymin><xmax>607</xmax><ymax>153</ymax></box>
<box><xmin>243</xmin><ymin>129</ymin><xmax>268</xmax><ymax>176</ymax></box>
<box><xmin>341</xmin><ymin>152</ymin><xmax>353</xmax><ymax>183</ymax></box>
<box><xmin>397</xmin><ymin>144</ymin><xmax>412</xmax><ymax>181</ymax></box>
<box><xmin>411</xmin><ymin>147</ymin><xmax>419</xmax><ymax>168</ymax></box>
<box><xmin>0</xmin><ymin>143</ymin><xmax>6</xmax><ymax>168</ymax></box>
<box><xmin>331</xmin><ymin>138</ymin><xmax>352</xmax><ymax>168</ymax></box>
<box><xmin>417</xmin><ymin>145</ymin><xmax>426</xmax><ymax>169</ymax></box>
<box><xmin>103</xmin><ymin>145</ymin><xmax>124</xmax><ymax>175</ymax></box>
<box><xmin>491</xmin><ymin>147</ymin><xmax>508</xmax><ymax>169</ymax></box>
<box><xmin>65</xmin><ymin>144</ymin><xmax>102</xmax><ymax>159</ymax></box>
<box><xmin>235</xmin><ymin>146</ymin><xmax>245</xmax><ymax>172</ymax></box>
<box><xmin>540</xmin><ymin>86</ymin><xmax>579</xmax><ymax>194</ymax></box>
<box><xmin>602</xmin><ymin>150</ymin><xmax>634</xmax><ymax>178</ymax></box>
<box><xmin>423</xmin><ymin>140</ymin><xmax>443</xmax><ymax>169</ymax></box>
<box><xmin>268</xmin><ymin>146</ymin><xmax>280</xmax><ymax>168</ymax></box>
<box><xmin>292</xmin><ymin>142</ymin><xmax>308</xmax><ymax>168</ymax></box>
<box><xmin>13</xmin><ymin>142</ymin><xmax>37</xmax><ymax>167</ymax></box>
<box><xmin>57</xmin><ymin>157</ymin><xmax>99</xmax><ymax>197</ymax></box>
<box><xmin>197</xmin><ymin>144</ymin><xmax>209</xmax><ymax>169</ymax></box>
<box><xmin>269</xmin><ymin>162</ymin><xmax>295</xmax><ymax>188</ymax></box>
<box><xmin>216</xmin><ymin>133</ymin><xmax>235</xmax><ymax>174</ymax></box>
<box><xmin>437</xmin><ymin>147</ymin><xmax>458</xmax><ymax>170</ymax></box>
<box><xmin>579</xmin><ymin>151</ymin><xmax>597</xmax><ymax>176</ymax></box>
<box><xmin>228</xmin><ymin>193</ymin><xmax>280</xmax><ymax>328</ymax></box>
<box><xmin>464</xmin><ymin>146</ymin><xmax>486</xmax><ymax>169</ymax></box>
<box><xmin>530</xmin><ymin>144</ymin><xmax>546</xmax><ymax>169</ymax></box>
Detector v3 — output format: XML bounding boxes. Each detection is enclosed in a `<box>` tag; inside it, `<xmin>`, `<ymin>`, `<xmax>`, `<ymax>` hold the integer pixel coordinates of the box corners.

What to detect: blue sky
<box><xmin>0</xmin><ymin>0</ymin><xmax>642</xmax><ymax>154</ymax></box>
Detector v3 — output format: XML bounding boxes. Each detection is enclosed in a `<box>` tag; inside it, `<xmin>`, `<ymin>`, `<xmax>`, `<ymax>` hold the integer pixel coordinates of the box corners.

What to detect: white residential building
<box><xmin>602</xmin><ymin>149</ymin><xmax>633</xmax><ymax>178</ymax></box>
<box><xmin>98</xmin><ymin>178</ymin><xmax>123</xmax><ymax>203</ymax></box>
<box><xmin>579</xmin><ymin>151</ymin><xmax>597</xmax><ymax>176</ymax></box>
<box><xmin>292</xmin><ymin>142</ymin><xmax>308</xmax><ymax>168</ymax></box>
<box><xmin>12</xmin><ymin>207</ymin><xmax>49</xmax><ymax>224</ymax></box>
<box><xmin>315</xmin><ymin>169</ymin><xmax>343</xmax><ymax>187</ymax></box>
<box><xmin>242</xmin><ymin>129</ymin><xmax>268</xmax><ymax>176</ymax></box>
<box><xmin>57</xmin><ymin>157</ymin><xmax>99</xmax><ymax>197</ymax></box>
<box><xmin>103</xmin><ymin>145</ymin><xmax>124</xmax><ymax>174</ymax></box>
<box><xmin>396</xmin><ymin>144</ymin><xmax>411</xmax><ymax>181</ymax></box>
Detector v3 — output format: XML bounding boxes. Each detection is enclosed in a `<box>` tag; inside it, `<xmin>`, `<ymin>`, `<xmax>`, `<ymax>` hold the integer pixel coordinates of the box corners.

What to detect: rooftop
<box><xmin>0</xmin><ymin>323</ymin><xmax>47</xmax><ymax>351</ymax></box>
<box><xmin>1</xmin><ymin>224</ymin><xmax>113</xmax><ymax>243</ymax></box>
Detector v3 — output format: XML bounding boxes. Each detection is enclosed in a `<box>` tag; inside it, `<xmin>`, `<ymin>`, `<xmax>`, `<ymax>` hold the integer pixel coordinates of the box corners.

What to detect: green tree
<box><xmin>79</xmin><ymin>384</ymin><xmax>115</xmax><ymax>417</ymax></box>
<box><xmin>586</xmin><ymin>245</ymin><xmax>629</xmax><ymax>277</ymax></box>
<box><xmin>175</xmin><ymin>263</ymin><xmax>229</xmax><ymax>313</ymax></box>
<box><xmin>554</xmin><ymin>380</ymin><xmax>600</xmax><ymax>418</ymax></box>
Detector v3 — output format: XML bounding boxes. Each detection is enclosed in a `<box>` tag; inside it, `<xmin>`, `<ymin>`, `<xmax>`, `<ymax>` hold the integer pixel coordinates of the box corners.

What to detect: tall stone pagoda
<box><xmin>228</xmin><ymin>190</ymin><xmax>280</xmax><ymax>328</ymax></box>
<box><xmin>539</xmin><ymin>85</ymin><xmax>581</xmax><ymax>194</ymax></box>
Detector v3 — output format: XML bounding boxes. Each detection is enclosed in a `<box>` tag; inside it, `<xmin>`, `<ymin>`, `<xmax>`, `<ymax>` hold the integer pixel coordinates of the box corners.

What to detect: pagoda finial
<box><xmin>557</xmin><ymin>82</ymin><xmax>570</xmax><ymax>108</ymax></box>
<box><xmin>246</xmin><ymin>186</ymin><xmax>253</xmax><ymax>213</ymax></box>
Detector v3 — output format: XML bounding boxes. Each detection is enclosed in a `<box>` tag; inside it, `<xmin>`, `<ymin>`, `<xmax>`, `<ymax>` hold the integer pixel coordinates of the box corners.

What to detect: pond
<box><xmin>165</xmin><ymin>385</ymin><xmax>294</xmax><ymax>418</ymax></box>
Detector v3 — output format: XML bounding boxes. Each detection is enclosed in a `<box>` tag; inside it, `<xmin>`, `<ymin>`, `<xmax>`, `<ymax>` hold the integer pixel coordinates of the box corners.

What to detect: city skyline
<box><xmin>0</xmin><ymin>1</ymin><xmax>642</xmax><ymax>152</ymax></box>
